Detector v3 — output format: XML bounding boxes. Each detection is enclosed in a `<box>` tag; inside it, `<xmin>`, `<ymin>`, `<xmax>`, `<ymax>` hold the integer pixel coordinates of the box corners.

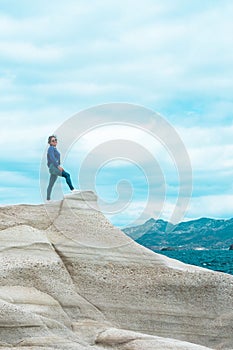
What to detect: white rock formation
<box><xmin>0</xmin><ymin>191</ymin><xmax>232</xmax><ymax>350</ymax></box>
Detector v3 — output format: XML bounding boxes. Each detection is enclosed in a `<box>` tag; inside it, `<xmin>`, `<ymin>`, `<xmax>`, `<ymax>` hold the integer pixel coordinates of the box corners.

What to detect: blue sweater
<box><xmin>47</xmin><ymin>145</ymin><xmax>60</xmax><ymax>168</ymax></box>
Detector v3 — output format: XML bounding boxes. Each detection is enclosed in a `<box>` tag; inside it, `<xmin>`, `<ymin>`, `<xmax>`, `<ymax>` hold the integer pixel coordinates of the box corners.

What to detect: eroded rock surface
<box><xmin>0</xmin><ymin>192</ymin><xmax>232</xmax><ymax>350</ymax></box>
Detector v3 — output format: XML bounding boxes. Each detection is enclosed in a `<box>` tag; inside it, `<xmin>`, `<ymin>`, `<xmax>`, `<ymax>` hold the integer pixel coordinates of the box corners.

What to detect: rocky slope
<box><xmin>0</xmin><ymin>192</ymin><xmax>232</xmax><ymax>350</ymax></box>
<box><xmin>123</xmin><ymin>217</ymin><xmax>233</xmax><ymax>249</ymax></box>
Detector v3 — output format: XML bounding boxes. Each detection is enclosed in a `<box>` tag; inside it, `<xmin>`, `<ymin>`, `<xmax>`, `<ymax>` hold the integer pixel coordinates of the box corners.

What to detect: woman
<box><xmin>46</xmin><ymin>135</ymin><xmax>77</xmax><ymax>201</ymax></box>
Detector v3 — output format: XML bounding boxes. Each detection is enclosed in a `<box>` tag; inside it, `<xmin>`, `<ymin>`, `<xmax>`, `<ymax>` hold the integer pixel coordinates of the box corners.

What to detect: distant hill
<box><xmin>123</xmin><ymin>217</ymin><xmax>233</xmax><ymax>250</ymax></box>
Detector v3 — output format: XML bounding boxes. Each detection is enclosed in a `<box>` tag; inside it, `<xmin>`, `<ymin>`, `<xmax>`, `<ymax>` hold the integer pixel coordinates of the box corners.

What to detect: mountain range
<box><xmin>123</xmin><ymin>217</ymin><xmax>233</xmax><ymax>250</ymax></box>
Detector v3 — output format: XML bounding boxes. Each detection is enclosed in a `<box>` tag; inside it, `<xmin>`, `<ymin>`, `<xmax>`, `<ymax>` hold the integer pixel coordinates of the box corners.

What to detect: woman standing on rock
<box><xmin>46</xmin><ymin>135</ymin><xmax>78</xmax><ymax>201</ymax></box>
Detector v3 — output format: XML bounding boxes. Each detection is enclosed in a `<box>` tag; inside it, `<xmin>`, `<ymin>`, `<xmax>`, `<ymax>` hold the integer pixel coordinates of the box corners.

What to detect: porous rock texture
<box><xmin>0</xmin><ymin>191</ymin><xmax>232</xmax><ymax>350</ymax></box>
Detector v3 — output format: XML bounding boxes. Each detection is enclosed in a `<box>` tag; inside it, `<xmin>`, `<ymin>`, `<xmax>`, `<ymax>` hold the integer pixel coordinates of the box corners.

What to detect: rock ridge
<box><xmin>0</xmin><ymin>191</ymin><xmax>232</xmax><ymax>349</ymax></box>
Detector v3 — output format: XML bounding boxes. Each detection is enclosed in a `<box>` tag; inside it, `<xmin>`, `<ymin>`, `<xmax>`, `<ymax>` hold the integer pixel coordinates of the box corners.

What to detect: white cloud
<box><xmin>110</xmin><ymin>191</ymin><xmax>233</xmax><ymax>227</ymax></box>
<box><xmin>1</xmin><ymin>0</ymin><xmax>232</xmax><ymax>115</ymax></box>
<box><xmin>187</xmin><ymin>194</ymin><xmax>233</xmax><ymax>220</ymax></box>
<box><xmin>34</xmin><ymin>82</ymin><xmax>124</xmax><ymax>96</ymax></box>
<box><xmin>0</xmin><ymin>107</ymin><xmax>71</xmax><ymax>164</ymax></box>
<box><xmin>63</xmin><ymin>123</ymin><xmax>175</xmax><ymax>184</ymax></box>
<box><xmin>0</xmin><ymin>171</ymin><xmax>36</xmax><ymax>186</ymax></box>
<box><xmin>0</xmin><ymin>41</ymin><xmax>63</xmax><ymax>63</ymax></box>
<box><xmin>0</xmin><ymin>15</ymin><xmax>49</xmax><ymax>40</ymax></box>
<box><xmin>0</xmin><ymin>0</ymin><xmax>232</xmax><ymax>223</ymax></box>
<box><xmin>177</xmin><ymin>125</ymin><xmax>233</xmax><ymax>171</ymax></box>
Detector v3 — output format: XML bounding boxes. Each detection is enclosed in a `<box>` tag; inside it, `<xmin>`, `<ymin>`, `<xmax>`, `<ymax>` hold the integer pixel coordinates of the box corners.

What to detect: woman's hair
<box><xmin>48</xmin><ymin>135</ymin><xmax>57</xmax><ymax>144</ymax></box>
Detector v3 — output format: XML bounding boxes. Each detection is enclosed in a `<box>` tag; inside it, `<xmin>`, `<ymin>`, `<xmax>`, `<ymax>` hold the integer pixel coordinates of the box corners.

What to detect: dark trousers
<box><xmin>47</xmin><ymin>170</ymin><xmax>74</xmax><ymax>200</ymax></box>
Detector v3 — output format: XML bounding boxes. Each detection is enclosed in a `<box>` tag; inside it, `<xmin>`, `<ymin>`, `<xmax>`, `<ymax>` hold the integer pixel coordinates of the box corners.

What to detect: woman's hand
<box><xmin>58</xmin><ymin>166</ymin><xmax>64</xmax><ymax>171</ymax></box>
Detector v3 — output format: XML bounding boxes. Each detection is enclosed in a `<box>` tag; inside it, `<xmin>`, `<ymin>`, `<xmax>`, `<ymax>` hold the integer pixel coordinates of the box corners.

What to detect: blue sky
<box><xmin>1</xmin><ymin>0</ymin><xmax>233</xmax><ymax>227</ymax></box>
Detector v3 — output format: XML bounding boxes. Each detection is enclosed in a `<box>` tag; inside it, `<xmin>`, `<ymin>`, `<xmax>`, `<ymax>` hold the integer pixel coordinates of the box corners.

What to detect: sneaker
<box><xmin>71</xmin><ymin>189</ymin><xmax>80</xmax><ymax>193</ymax></box>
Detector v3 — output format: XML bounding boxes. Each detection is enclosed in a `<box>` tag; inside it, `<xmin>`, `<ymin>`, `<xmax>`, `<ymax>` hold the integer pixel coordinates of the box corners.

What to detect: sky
<box><xmin>0</xmin><ymin>0</ymin><xmax>233</xmax><ymax>228</ymax></box>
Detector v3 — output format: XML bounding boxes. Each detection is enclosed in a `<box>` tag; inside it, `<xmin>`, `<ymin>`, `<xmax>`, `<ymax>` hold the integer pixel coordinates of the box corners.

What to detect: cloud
<box><xmin>0</xmin><ymin>0</ymin><xmax>232</xmax><ymax>224</ymax></box>
<box><xmin>1</xmin><ymin>0</ymin><xmax>233</xmax><ymax>117</ymax></box>
<box><xmin>0</xmin><ymin>41</ymin><xmax>64</xmax><ymax>63</ymax></box>
<box><xmin>0</xmin><ymin>107</ymin><xmax>72</xmax><ymax>168</ymax></box>
<box><xmin>177</xmin><ymin>125</ymin><xmax>233</xmax><ymax>169</ymax></box>
<box><xmin>187</xmin><ymin>194</ymin><xmax>233</xmax><ymax>220</ymax></box>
